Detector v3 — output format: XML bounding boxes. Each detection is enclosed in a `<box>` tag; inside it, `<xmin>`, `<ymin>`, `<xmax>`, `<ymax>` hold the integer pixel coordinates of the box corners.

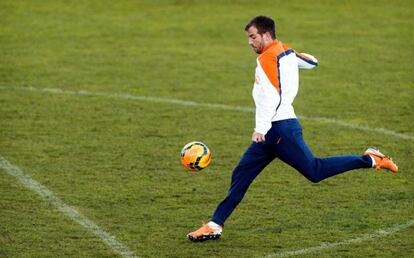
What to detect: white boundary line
<box><xmin>0</xmin><ymin>155</ymin><xmax>138</xmax><ymax>258</ymax></box>
<box><xmin>1</xmin><ymin>85</ymin><xmax>413</xmax><ymax>257</ymax></box>
<box><xmin>262</xmin><ymin>219</ymin><xmax>414</xmax><ymax>257</ymax></box>
<box><xmin>1</xmin><ymin>86</ymin><xmax>413</xmax><ymax>141</ymax></box>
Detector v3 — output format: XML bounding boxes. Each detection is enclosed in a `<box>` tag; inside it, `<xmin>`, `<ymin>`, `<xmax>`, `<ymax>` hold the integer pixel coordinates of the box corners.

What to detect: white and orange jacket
<box><xmin>252</xmin><ymin>39</ymin><xmax>318</xmax><ymax>135</ymax></box>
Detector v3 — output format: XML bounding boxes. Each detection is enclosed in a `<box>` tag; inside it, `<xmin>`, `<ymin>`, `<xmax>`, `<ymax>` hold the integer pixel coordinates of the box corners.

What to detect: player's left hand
<box><xmin>252</xmin><ymin>132</ymin><xmax>265</xmax><ymax>143</ymax></box>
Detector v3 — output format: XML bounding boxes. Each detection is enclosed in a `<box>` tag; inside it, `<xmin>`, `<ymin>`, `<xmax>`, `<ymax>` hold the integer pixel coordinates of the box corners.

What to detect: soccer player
<box><xmin>187</xmin><ymin>16</ymin><xmax>398</xmax><ymax>242</ymax></box>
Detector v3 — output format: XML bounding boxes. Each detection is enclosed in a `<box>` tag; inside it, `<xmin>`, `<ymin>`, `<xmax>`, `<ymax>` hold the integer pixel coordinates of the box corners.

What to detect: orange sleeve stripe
<box><xmin>258</xmin><ymin>52</ymin><xmax>280</xmax><ymax>93</ymax></box>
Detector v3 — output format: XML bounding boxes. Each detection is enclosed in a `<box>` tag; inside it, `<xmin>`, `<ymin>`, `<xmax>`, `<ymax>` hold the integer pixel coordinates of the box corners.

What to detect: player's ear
<box><xmin>263</xmin><ymin>32</ymin><xmax>272</xmax><ymax>41</ymax></box>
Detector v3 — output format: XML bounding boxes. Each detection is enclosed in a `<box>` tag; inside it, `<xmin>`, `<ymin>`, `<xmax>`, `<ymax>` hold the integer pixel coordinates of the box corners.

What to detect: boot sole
<box><xmin>188</xmin><ymin>233</ymin><xmax>221</xmax><ymax>242</ymax></box>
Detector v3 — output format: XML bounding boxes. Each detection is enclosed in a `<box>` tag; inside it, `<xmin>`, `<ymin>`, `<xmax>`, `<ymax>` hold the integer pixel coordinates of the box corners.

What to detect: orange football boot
<box><xmin>364</xmin><ymin>148</ymin><xmax>398</xmax><ymax>173</ymax></box>
<box><xmin>187</xmin><ymin>223</ymin><xmax>222</xmax><ymax>242</ymax></box>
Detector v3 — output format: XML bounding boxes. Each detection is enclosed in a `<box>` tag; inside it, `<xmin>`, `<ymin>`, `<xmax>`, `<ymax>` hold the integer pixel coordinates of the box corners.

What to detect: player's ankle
<box><xmin>208</xmin><ymin>221</ymin><xmax>222</xmax><ymax>233</ymax></box>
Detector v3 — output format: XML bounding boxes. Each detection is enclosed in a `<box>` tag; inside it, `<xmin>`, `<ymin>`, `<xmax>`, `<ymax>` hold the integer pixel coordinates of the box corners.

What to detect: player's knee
<box><xmin>300</xmin><ymin>167</ymin><xmax>322</xmax><ymax>183</ymax></box>
<box><xmin>307</xmin><ymin>174</ymin><xmax>322</xmax><ymax>183</ymax></box>
<box><xmin>298</xmin><ymin>160</ymin><xmax>322</xmax><ymax>183</ymax></box>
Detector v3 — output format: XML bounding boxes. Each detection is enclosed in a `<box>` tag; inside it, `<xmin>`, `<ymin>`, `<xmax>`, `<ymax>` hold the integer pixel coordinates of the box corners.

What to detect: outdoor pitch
<box><xmin>1</xmin><ymin>1</ymin><xmax>413</xmax><ymax>258</ymax></box>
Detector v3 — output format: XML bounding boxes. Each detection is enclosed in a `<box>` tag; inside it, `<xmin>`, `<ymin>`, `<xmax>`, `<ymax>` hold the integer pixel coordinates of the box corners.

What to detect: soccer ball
<box><xmin>180</xmin><ymin>141</ymin><xmax>211</xmax><ymax>172</ymax></box>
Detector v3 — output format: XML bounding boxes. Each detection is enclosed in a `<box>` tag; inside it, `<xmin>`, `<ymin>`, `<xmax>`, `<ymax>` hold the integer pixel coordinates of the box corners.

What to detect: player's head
<box><xmin>244</xmin><ymin>16</ymin><xmax>276</xmax><ymax>54</ymax></box>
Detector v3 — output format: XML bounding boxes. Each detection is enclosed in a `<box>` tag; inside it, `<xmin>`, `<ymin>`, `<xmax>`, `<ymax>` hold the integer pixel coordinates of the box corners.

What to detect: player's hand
<box><xmin>252</xmin><ymin>132</ymin><xmax>265</xmax><ymax>143</ymax></box>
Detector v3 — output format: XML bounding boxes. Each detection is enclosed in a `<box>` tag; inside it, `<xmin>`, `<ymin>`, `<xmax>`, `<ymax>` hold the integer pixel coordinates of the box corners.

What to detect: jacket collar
<box><xmin>262</xmin><ymin>40</ymin><xmax>279</xmax><ymax>53</ymax></box>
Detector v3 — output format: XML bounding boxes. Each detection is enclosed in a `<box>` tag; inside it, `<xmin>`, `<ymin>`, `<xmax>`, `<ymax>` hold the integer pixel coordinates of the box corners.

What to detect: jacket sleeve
<box><xmin>295</xmin><ymin>52</ymin><xmax>318</xmax><ymax>69</ymax></box>
<box><xmin>254</xmin><ymin>54</ymin><xmax>280</xmax><ymax>135</ymax></box>
<box><xmin>254</xmin><ymin>82</ymin><xmax>279</xmax><ymax>135</ymax></box>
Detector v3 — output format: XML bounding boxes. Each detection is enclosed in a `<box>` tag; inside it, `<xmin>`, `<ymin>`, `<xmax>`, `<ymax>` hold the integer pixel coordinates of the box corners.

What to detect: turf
<box><xmin>1</xmin><ymin>0</ymin><xmax>413</xmax><ymax>257</ymax></box>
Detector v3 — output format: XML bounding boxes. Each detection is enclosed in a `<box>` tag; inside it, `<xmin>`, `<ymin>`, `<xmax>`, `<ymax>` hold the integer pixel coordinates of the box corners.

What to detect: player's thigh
<box><xmin>233</xmin><ymin>143</ymin><xmax>275</xmax><ymax>176</ymax></box>
<box><xmin>274</xmin><ymin>123</ymin><xmax>315</xmax><ymax>173</ymax></box>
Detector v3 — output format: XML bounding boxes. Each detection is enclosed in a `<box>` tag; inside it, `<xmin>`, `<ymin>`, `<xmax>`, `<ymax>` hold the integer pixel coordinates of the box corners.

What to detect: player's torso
<box><xmin>252</xmin><ymin>40</ymin><xmax>299</xmax><ymax>121</ymax></box>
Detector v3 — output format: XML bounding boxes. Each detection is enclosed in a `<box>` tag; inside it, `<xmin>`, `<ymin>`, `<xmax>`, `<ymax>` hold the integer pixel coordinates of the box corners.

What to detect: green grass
<box><xmin>1</xmin><ymin>0</ymin><xmax>413</xmax><ymax>257</ymax></box>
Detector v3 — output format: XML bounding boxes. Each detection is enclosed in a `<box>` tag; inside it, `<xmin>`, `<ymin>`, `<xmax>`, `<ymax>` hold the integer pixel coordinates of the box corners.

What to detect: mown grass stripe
<box><xmin>1</xmin><ymin>86</ymin><xmax>413</xmax><ymax>141</ymax></box>
<box><xmin>2</xmin><ymin>85</ymin><xmax>413</xmax><ymax>257</ymax></box>
<box><xmin>0</xmin><ymin>155</ymin><xmax>138</xmax><ymax>258</ymax></box>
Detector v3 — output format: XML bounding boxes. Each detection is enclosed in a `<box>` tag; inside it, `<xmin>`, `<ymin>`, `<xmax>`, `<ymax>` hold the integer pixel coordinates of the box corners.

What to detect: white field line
<box><xmin>0</xmin><ymin>155</ymin><xmax>138</xmax><ymax>258</ymax></box>
<box><xmin>1</xmin><ymin>86</ymin><xmax>413</xmax><ymax>141</ymax></box>
<box><xmin>262</xmin><ymin>219</ymin><xmax>414</xmax><ymax>258</ymax></box>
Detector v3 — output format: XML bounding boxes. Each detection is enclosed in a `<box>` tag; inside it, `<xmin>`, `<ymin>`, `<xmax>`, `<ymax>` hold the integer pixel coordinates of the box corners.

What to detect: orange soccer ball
<box><xmin>180</xmin><ymin>141</ymin><xmax>211</xmax><ymax>172</ymax></box>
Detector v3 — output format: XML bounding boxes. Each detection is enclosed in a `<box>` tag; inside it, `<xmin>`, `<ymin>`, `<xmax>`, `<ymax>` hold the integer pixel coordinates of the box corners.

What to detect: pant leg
<box><xmin>211</xmin><ymin>142</ymin><xmax>276</xmax><ymax>226</ymax></box>
<box><xmin>271</xmin><ymin>119</ymin><xmax>372</xmax><ymax>183</ymax></box>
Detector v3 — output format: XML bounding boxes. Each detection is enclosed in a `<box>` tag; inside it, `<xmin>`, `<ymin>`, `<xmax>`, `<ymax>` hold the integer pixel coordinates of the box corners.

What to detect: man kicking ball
<box><xmin>187</xmin><ymin>15</ymin><xmax>398</xmax><ymax>242</ymax></box>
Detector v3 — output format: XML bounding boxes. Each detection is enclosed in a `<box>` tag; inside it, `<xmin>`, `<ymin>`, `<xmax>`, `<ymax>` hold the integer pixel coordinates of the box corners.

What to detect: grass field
<box><xmin>1</xmin><ymin>0</ymin><xmax>413</xmax><ymax>257</ymax></box>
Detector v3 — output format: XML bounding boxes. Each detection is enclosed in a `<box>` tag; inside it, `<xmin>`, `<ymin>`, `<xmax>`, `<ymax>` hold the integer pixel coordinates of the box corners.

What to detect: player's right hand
<box><xmin>252</xmin><ymin>132</ymin><xmax>265</xmax><ymax>143</ymax></box>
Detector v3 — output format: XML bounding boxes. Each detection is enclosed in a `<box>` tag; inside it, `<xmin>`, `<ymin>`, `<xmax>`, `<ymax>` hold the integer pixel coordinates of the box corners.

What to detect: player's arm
<box><xmin>253</xmin><ymin>54</ymin><xmax>280</xmax><ymax>142</ymax></box>
<box><xmin>253</xmin><ymin>84</ymin><xmax>279</xmax><ymax>142</ymax></box>
<box><xmin>295</xmin><ymin>52</ymin><xmax>318</xmax><ymax>69</ymax></box>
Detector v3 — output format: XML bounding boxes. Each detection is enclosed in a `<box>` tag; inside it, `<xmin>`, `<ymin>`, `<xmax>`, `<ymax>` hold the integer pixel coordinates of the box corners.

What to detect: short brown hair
<box><xmin>244</xmin><ymin>16</ymin><xmax>276</xmax><ymax>39</ymax></box>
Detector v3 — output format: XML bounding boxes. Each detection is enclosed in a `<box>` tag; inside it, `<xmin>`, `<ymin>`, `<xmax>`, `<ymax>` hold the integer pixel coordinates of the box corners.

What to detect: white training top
<box><xmin>252</xmin><ymin>39</ymin><xmax>318</xmax><ymax>135</ymax></box>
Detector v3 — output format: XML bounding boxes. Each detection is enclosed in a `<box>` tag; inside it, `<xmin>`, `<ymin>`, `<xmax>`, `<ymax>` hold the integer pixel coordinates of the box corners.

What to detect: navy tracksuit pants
<box><xmin>212</xmin><ymin>119</ymin><xmax>372</xmax><ymax>226</ymax></box>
